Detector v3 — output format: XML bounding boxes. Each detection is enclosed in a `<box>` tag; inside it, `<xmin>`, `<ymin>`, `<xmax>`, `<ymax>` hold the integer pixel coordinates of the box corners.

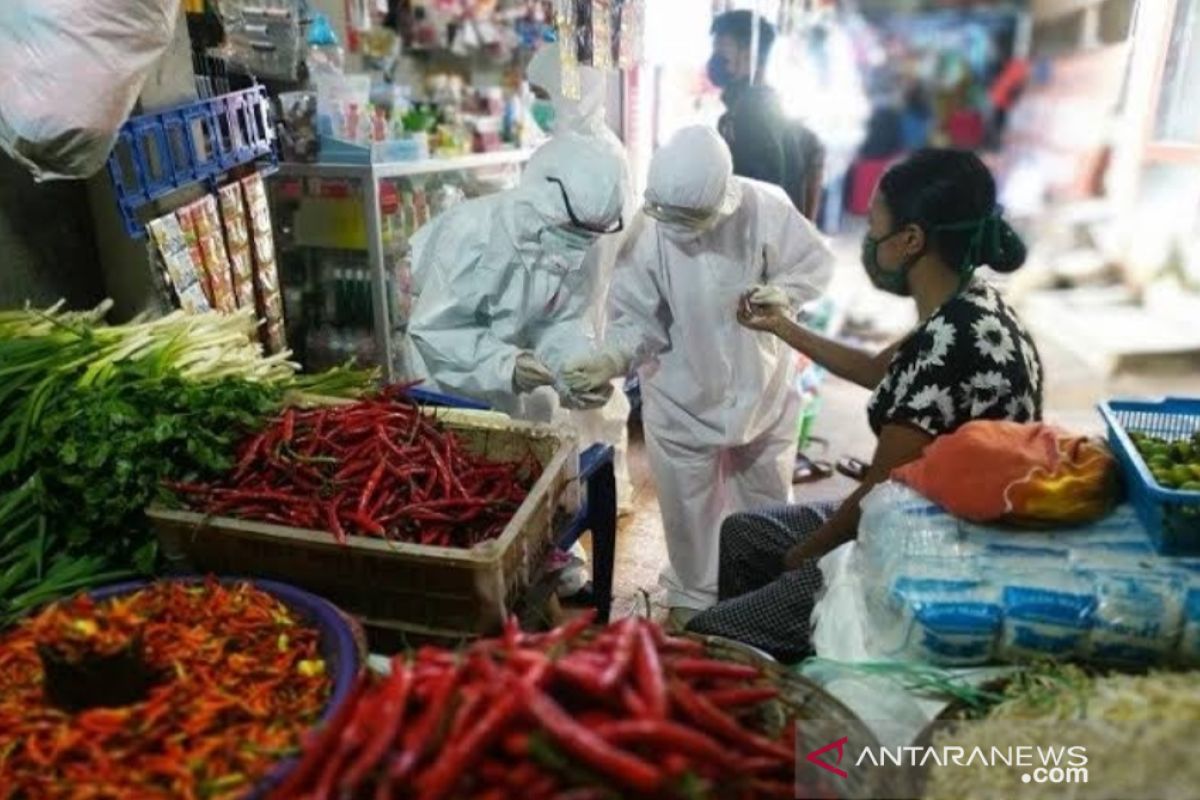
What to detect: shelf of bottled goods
<box><xmin>274</xmin><ymin>154</ymin><xmax>537</xmax><ymax>388</ymax></box>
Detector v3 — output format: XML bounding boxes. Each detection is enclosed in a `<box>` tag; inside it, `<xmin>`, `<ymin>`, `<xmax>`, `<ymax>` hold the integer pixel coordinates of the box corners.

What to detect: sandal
<box><xmin>793</xmin><ymin>454</ymin><xmax>834</xmax><ymax>484</ymax></box>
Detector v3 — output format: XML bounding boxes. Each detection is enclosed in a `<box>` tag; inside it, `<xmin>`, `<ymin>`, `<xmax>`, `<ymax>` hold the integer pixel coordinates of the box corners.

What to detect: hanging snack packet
<box><xmin>184</xmin><ymin>195</ymin><xmax>237</xmax><ymax>312</ymax></box>
<box><xmin>240</xmin><ymin>172</ymin><xmax>288</xmax><ymax>354</ymax></box>
<box><xmin>146</xmin><ymin>212</ymin><xmax>212</xmax><ymax>314</ymax></box>
<box><xmin>217</xmin><ymin>183</ymin><xmax>257</xmax><ymax>310</ymax></box>
<box><xmin>555</xmin><ymin>0</ymin><xmax>581</xmax><ymax>99</ymax></box>
<box><xmin>174</xmin><ymin>205</ymin><xmax>215</xmax><ymax>307</ymax></box>
<box><xmin>617</xmin><ymin>0</ymin><xmax>644</xmax><ymax>69</ymax></box>
<box><xmin>591</xmin><ymin>0</ymin><xmax>613</xmax><ymax>70</ymax></box>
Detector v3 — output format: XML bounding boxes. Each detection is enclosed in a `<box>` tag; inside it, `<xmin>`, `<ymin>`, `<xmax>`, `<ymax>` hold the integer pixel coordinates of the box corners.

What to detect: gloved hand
<box><xmin>745</xmin><ymin>284</ymin><xmax>791</xmax><ymax>309</ymax></box>
<box><xmin>513</xmin><ymin>352</ymin><xmax>555</xmax><ymax>393</ymax></box>
<box><xmin>559</xmin><ymin>382</ymin><xmax>614</xmax><ymax>410</ymax></box>
<box><xmin>737</xmin><ymin>285</ymin><xmax>792</xmax><ymax>334</ymax></box>
<box><xmin>563</xmin><ymin>347</ymin><xmax>629</xmax><ymax>394</ymax></box>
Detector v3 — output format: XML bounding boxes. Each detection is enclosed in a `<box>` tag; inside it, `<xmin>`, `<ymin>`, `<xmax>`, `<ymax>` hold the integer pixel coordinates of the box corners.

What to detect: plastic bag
<box><xmin>0</xmin><ymin>0</ymin><xmax>179</xmax><ymax>180</ymax></box>
<box><xmin>892</xmin><ymin>421</ymin><xmax>1120</xmax><ymax>526</ymax></box>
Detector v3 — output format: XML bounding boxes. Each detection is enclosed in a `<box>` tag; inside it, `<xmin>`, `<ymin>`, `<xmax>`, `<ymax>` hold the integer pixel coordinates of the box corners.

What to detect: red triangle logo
<box><xmin>806</xmin><ymin>736</ymin><xmax>849</xmax><ymax>779</ymax></box>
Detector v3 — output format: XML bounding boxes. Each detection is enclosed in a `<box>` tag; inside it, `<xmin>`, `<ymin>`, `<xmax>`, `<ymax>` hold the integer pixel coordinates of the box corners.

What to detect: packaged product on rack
<box><xmin>240</xmin><ymin>173</ymin><xmax>287</xmax><ymax>353</ymax></box>
<box><xmin>591</xmin><ymin>0</ymin><xmax>613</xmax><ymax>70</ymax></box>
<box><xmin>616</xmin><ymin>0</ymin><xmax>645</xmax><ymax>68</ymax></box>
<box><xmin>174</xmin><ymin>207</ymin><xmax>214</xmax><ymax>307</ymax></box>
<box><xmin>215</xmin><ymin>0</ymin><xmax>305</xmax><ymax>81</ymax></box>
<box><xmin>554</xmin><ymin>0</ymin><xmax>582</xmax><ymax>99</ymax></box>
<box><xmin>217</xmin><ymin>183</ymin><xmax>257</xmax><ymax>310</ymax></box>
<box><xmin>183</xmin><ymin>196</ymin><xmax>237</xmax><ymax>313</ymax></box>
<box><xmin>146</xmin><ymin>213</ymin><xmax>212</xmax><ymax>315</ymax></box>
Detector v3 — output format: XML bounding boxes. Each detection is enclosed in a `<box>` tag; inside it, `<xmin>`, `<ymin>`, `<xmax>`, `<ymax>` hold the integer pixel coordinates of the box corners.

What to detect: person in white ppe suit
<box><xmin>525</xmin><ymin>43</ymin><xmax>637</xmax><ymax>514</ymax></box>
<box><xmin>564</xmin><ymin>126</ymin><xmax>834</xmax><ymax>623</ymax></box>
<box><xmin>405</xmin><ymin>132</ymin><xmax>625</xmax><ymax>417</ymax></box>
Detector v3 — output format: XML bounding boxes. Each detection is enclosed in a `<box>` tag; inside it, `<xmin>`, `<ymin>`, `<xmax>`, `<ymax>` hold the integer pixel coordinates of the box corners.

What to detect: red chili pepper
<box><xmin>338</xmin><ymin>662</ymin><xmax>412</xmax><ymax>794</ymax></box>
<box><xmin>633</xmin><ymin>625</ymin><xmax>668</xmax><ymax>719</ymax></box>
<box><xmin>599</xmin><ymin>617</ymin><xmax>638</xmax><ymax>689</ymax></box>
<box><xmin>232</xmin><ymin>433</ymin><xmax>266</xmax><ymax>480</ymax></box>
<box><xmin>514</xmin><ymin>680</ymin><xmax>662</xmax><ymax>795</ymax></box>
<box><xmin>280</xmin><ymin>409</ymin><xmax>296</xmax><ymax>446</ymax></box>
<box><xmin>348</xmin><ymin>511</ymin><xmax>385</xmax><ymax>537</ymax></box>
<box><xmin>417</xmin><ymin>669</ymin><xmax>542</xmax><ymax>800</ymax></box>
<box><xmin>668</xmin><ymin>681</ymin><xmax>793</xmax><ymax>764</ymax></box>
<box><xmin>357</xmin><ymin>460</ymin><xmax>387</xmax><ymax>514</ymax></box>
<box><xmin>500</xmin><ymin>731</ymin><xmax>530</xmax><ymax>758</ymax></box>
<box><xmin>316</xmin><ymin>505</ymin><xmax>344</xmax><ymax>545</ymax></box>
<box><xmin>621</xmin><ymin>685</ymin><xmax>648</xmax><ymax>717</ymax></box>
<box><xmin>668</xmin><ymin>658</ymin><xmax>762</xmax><ymax>682</ymax></box>
<box><xmin>594</xmin><ymin>719</ymin><xmax>739</xmax><ymax>771</ymax></box>
<box><xmin>391</xmin><ymin>666</ymin><xmax>459</xmax><ymax>783</ymax></box>
<box><xmin>650</xmin><ymin>627</ymin><xmax>706</xmax><ymax>654</ymax></box>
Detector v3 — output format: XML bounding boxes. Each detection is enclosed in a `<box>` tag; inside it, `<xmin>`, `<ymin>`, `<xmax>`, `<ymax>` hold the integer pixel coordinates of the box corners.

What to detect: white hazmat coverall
<box><xmin>575</xmin><ymin>126</ymin><xmax>834</xmax><ymax>609</ymax></box>
<box><xmin>526</xmin><ymin>43</ymin><xmax>636</xmax><ymax>511</ymax></box>
<box><xmin>405</xmin><ymin>133</ymin><xmax>625</xmax><ymax>419</ymax></box>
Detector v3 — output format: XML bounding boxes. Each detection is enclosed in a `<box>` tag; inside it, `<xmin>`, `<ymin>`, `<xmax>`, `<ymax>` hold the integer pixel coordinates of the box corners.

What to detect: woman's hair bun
<box><xmin>980</xmin><ymin>216</ymin><xmax>1027</xmax><ymax>274</ymax></box>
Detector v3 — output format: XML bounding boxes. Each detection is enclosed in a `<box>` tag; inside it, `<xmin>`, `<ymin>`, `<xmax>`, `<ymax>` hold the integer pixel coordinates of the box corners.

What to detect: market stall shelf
<box><xmin>147</xmin><ymin>408</ymin><xmax>579</xmax><ymax>641</ymax></box>
<box><xmin>271</xmin><ymin>151</ymin><xmax>533</xmax><ymax>381</ymax></box>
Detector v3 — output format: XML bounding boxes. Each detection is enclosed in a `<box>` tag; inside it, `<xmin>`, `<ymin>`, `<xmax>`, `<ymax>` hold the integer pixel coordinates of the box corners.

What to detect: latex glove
<box><xmin>745</xmin><ymin>284</ymin><xmax>791</xmax><ymax>309</ymax></box>
<box><xmin>737</xmin><ymin>285</ymin><xmax>792</xmax><ymax>334</ymax></box>
<box><xmin>559</xmin><ymin>382</ymin><xmax>614</xmax><ymax>410</ymax></box>
<box><xmin>513</xmin><ymin>352</ymin><xmax>555</xmax><ymax>393</ymax></box>
<box><xmin>563</xmin><ymin>348</ymin><xmax>628</xmax><ymax>394</ymax></box>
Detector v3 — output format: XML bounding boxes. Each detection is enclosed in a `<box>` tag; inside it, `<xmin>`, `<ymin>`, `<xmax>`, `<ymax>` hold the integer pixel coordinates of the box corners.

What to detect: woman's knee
<box><xmin>719</xmin><ymin>512</ymin><xmax>762</xmax><ymax>561</ymax></box>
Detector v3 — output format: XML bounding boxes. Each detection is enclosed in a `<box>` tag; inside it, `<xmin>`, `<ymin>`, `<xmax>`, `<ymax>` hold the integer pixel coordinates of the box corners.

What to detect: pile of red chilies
<box><xmin>275</xmin><ymin>614</ymin><xmax>827</xmax><ymax>800</ymax></box>
<box><xmin>170</xmin><ymin>390</ymin><xmax>536</xmax><ymax>548</ymax></box>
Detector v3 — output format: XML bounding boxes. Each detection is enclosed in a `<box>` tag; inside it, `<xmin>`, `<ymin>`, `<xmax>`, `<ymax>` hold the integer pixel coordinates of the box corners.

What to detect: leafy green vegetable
<box><xmin>0</xmin><ymin>301</ymin><xmax>377</xmax><ymax>624</ymax></box>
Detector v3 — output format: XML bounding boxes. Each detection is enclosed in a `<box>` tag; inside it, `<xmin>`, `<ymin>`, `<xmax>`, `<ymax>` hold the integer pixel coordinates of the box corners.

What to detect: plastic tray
<box><xmin>1099</xmin><ymin>396</ymin><xmax>1200</xmax><ymax>554</ymax></box>
<box><xmin>147</xmin><ymin>408</ymin><xmax>580</xmax><ymax>640</ymax></box>
<box><xmin>88</xmin><ymin>577</ymin><xmax>362</xmax><ymax>799</ymax></box>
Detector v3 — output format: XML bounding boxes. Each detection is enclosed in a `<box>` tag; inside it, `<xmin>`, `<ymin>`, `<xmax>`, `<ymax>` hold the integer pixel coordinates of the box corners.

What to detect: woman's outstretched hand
<box><xmin>736</xmin><ymin>287</ymin><xmax>789</xmax><ymax>334</ymax></box>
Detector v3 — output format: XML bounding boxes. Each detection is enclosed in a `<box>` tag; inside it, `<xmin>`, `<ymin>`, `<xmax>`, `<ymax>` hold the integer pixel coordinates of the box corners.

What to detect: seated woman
<box><xmin>686</xmin><ymin>148</ymin><xmax>1044</xmax><ymax>662</ymax></box>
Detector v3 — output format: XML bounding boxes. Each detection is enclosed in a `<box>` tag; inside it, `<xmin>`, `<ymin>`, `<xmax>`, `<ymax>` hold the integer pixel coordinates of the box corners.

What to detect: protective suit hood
<box><xmin>510</xmin><ymin>133</ymin><xmax>624</xmax><ymax>248</ymax></box>
<box><xmin>644</xmin><ymin>126</ymin><xmax>743</xmax><ymax>227</ymax></box>
<box><xmin>527</xmin><ymin>43</ymin><xmax>608</xmax><ymax>135</ymax></box>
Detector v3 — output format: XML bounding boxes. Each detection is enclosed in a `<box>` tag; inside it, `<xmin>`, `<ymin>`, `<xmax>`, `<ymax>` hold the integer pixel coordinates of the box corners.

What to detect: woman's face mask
<box><xmin>706</xmin><ymin>53</ymin><xmax>735</xmax><ymax>88</ymax></box>
<box><xmin>861</xmin><ymin>228</ymin><xmax>919</xmax><ymax>296</ymax></box>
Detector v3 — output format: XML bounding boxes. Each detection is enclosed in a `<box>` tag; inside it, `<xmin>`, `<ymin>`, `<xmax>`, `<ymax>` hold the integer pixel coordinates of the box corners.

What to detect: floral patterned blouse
<box><xmin>866</xmin><ymin>280</ymin><xmax>1044</xmax><ymax>437</ymax></box>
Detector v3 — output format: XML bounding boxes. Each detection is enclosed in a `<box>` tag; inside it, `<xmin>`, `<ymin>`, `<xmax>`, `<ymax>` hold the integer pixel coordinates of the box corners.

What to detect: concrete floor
<box><xmin>597</xmin><ymin>241</ymin><xmax>1200</xmax><ymax>622</ymax></box>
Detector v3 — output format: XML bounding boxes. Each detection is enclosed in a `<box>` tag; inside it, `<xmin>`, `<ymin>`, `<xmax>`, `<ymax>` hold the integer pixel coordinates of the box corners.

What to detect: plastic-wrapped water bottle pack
<box><xmin>844</xmin><ymin>483</ymin><xmax>1200</xmax><ymax>667</ymax></box>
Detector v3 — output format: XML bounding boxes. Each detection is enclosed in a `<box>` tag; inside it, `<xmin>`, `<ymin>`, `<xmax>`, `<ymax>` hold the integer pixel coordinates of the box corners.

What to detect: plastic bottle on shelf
<box><xmin>413</xmin><ymin>185</ymin><xmax>429</xmax><ymax>229</ymax></box>
<box><xmin>357</xmin><ymin>104</ymin><xmax>374</xmax><ymax>144</ymax></box>
<box><xmin>400</xmin><ymin>185</ymin><xmax>416</xmax><ymax>240</ymax></box>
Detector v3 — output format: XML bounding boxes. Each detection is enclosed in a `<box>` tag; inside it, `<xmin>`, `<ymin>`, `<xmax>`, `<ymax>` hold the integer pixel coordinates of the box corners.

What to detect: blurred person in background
<box><xmin>708</xmin><ymin>10</ymin><xmax>825</xmax><ymax>221</ymax></box>
<box><xmin>900</xmin><ymin>85</ymin><xmax>934</xmax><ymax>152</ymax></box>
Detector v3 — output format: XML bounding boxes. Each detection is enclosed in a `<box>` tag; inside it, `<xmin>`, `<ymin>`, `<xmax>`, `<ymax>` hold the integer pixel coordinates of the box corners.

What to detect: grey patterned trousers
<box><xmin>686</xmin><ymin>502</ymin><xmax>838</xmax><ymax>664</ymax></box>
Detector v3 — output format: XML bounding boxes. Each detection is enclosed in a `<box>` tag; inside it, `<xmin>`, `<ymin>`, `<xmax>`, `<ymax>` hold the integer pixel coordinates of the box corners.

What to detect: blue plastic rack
<box><xmin>105</xmin><ymin>85</ymin><xmax>278</xmax><ymax>237</ymax></box>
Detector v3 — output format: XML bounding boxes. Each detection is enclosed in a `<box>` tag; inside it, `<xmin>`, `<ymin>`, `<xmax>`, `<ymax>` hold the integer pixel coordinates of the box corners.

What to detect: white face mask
<box><xmin>542</xmin><ymin>225</ymin><xmax>598</xmax><ymax>253</ymax></box>
<box><xmin>659</xmin><ymin>220</ymin><xmax>712</xmax><ymax>244</ymax></box>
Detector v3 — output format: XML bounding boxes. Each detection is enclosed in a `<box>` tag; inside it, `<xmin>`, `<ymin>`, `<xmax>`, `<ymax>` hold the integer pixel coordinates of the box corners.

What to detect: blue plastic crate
<box><xmin>1099</xmin><ymin>397</ymin><xmax>1200</xmax><ymax>555</ymax></box>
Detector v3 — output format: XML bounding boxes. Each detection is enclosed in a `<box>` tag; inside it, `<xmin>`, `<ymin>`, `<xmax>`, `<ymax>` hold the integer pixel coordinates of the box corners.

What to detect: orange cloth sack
<box><xmin>892</xmin><ymin>421</ymin><xmax>1120</xmax><ymax>525</ymax></box>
